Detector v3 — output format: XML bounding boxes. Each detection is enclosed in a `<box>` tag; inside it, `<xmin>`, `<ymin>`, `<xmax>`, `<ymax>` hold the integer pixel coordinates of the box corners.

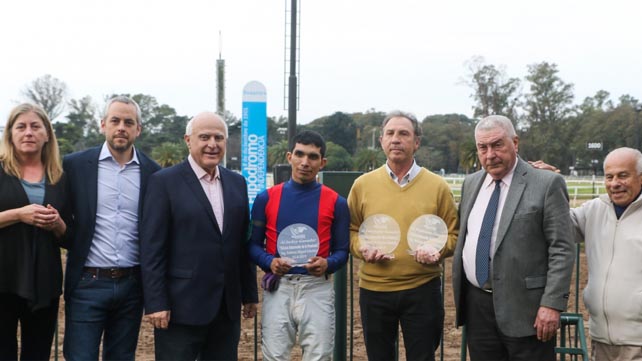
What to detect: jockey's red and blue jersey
<box><xmin>248</xmin><ymin>179</ymin><xmax>350</xmax><ymax>275</ymax></box>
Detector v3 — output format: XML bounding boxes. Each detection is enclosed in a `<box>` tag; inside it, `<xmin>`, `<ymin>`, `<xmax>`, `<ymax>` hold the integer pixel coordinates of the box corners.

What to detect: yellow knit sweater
<box><xmin>348</xmin><ymin>166</ymin><xmax>459</xmax><ymax>291</ymax></box>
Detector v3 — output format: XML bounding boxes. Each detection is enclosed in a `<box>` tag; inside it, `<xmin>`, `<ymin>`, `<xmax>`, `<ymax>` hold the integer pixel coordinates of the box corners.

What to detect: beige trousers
<box><xmin>592</xmin><ymin>340</ymin><xmax>642</xmax><ymax>361</ymax></box>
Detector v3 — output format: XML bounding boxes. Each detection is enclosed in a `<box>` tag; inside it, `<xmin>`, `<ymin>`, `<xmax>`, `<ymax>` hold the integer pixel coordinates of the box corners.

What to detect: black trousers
<box><xmin>464</xmin><ymin>281</ymin><xmax>555</xmax><ymax>361</ymax></box>
<box><xmin>0</xmin><ymin>293</ymin><xmax>59</xmax><ymax>361</ymax></box>
<box><xmin>360</xmin><ymin>277</ymin><xmax>443</xmax><ymax>361</ymax></box>
<box><xmin>154</xmin><ymin>300</ymin><xmax>240</xmax><ymax>361</ymax></box>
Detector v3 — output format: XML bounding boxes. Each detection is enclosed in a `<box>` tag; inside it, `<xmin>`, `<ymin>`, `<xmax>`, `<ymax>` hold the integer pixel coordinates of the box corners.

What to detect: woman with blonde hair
<box><xmin>0</xmin><ymin>103</ymin><xmax>68</xmax><ymax>360</ymax></box>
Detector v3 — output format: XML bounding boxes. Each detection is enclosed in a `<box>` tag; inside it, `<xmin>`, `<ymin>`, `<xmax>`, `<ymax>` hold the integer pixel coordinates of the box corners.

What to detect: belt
<box><xmin>83</xmin><ymin>266</ymin><xmax>140</xmax><ymax>279</ymax></box>
<box><xmin>467</xmin><ymin>279</ymin><xmax>492</xmax><ymax>293</ymax></box>
<box><xmin>284</xmin><ymin>274</ymin><xmax>332</xmax><ymax>282</ymax></box>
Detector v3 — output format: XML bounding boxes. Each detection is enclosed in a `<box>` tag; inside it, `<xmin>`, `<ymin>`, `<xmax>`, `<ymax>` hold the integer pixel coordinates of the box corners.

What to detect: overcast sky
<box><xmin>1</xmin><ymin>0</ymin><xmax>641</xmax><ymax>126</ymax></box>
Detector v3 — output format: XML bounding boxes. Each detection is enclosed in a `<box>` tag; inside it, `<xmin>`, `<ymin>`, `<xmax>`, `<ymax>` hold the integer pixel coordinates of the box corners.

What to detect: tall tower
<box><xmin>216</xmin><ymin>31</ymin><xmax>226</xmax><ymax>167</ymax></box>
<box><xmin>216</xmin><ymin>31</ymin><xmax>225</xmax><ymax>116</ymax></box>
<box><xmin>284</xmin><ymin>0</ymin><xmax>300</xmax><ymax>148</ymax></box>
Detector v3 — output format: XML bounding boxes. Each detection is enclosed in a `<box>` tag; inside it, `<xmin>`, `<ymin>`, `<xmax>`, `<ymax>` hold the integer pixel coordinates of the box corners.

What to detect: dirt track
<box><xmin>48</xmin><ymin>254</ymin><xmax>589</xmax><ymax>360</ymax></box>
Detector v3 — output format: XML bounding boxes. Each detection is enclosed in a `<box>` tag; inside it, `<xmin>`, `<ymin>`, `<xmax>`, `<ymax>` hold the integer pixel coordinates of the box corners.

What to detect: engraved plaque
<box><xmin>358</xmin><ymin>214</ymin><xmax>401</xmax><ymax>254</ymax></box>
<box><xmin>407</xmin><ymin>214</ymin><xmax>448</xmax><ymax>252</ymax></box>
<box><xmin>277</xmin><ymin>223</ymin><xmax>319</xmax><ymax>265</ymax></box>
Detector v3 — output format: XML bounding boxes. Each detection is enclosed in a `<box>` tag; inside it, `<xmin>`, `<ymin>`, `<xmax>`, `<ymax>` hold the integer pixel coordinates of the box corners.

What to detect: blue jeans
<box><xmin>63</xmin><ymin>270</ymin><xmax>143</xmax><ymax>361</ymax></box>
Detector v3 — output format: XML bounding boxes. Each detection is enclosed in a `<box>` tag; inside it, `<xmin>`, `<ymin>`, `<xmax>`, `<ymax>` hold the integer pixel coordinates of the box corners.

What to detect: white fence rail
<box><xmin>442</xmin><ymin>175</ymin><xmax>605</xmax><ymax>205</ymax></box>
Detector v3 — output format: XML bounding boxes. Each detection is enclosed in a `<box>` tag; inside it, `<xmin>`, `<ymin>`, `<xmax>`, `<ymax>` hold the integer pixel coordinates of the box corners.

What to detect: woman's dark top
<box><xmin>0</xmin><ymin>165</ymin><xmax>68</xmax><ymax>310</ymax></box>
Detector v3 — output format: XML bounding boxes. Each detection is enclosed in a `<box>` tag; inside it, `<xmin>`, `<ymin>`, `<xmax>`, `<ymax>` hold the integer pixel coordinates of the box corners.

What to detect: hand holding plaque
<box><xmin>407</xmin><ymin>215</ymin><xmax>448</xmax><ymax>263</ymax></box>
<box><xmin>414</xmin><ymin>244</ymin><xmax>441</xmax><ymax>264</ymax></box>
<box><xmin>277</xmin><ymin>223</ymin><xmax>320</xmax><ymax>266</ymax></box>
<box><xmin>358</xmin><ymin>214</ymin><xmax>401</xmax><ymax>261</ymax></box>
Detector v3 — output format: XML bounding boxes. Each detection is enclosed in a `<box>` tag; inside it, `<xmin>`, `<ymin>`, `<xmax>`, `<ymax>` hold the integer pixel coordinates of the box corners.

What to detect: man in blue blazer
<box><xmin>140</xmin><ymin>112</ymin><xmax>258</xmax><ymax>360</ymax></box>
<box><xmin>62</xmin><ymin>96</ymin><xmax>161</xmax><ymax>360</ymax></box>
<box><xmin>452</xmin><ymin>115</ymin><xmax>575</xmax><ymax>361</ymax></box>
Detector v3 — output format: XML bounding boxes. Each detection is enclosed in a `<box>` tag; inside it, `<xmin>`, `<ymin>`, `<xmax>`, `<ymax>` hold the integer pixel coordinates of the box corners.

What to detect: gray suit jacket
<box><xmin>452</xmin><ymin>158</ymin><xmax>575</xmax><ymax>337</ymax></box>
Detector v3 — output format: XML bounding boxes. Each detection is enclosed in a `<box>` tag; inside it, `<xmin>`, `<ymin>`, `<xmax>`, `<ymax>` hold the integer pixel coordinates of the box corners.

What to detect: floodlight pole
<box><xmin>287</xmin><ymin>0</ymin><xmax>297</xmax><ymax>149</ymax></box>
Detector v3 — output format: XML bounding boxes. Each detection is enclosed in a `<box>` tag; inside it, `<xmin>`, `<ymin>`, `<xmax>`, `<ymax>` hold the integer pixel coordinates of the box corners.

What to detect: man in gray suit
<box><xmin>452</xmin><ymin>115</ymin><xmax>575</xmax><ymax>360</ymax></box>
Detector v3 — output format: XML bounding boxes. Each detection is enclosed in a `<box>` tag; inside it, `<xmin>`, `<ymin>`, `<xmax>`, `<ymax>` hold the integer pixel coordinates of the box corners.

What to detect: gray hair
<box><xmin>381</xmin><ymin>110</ymin><xmax>422</xmax><ymax>137</ymax></box>
<box><xmin>475</xmin><ymin>115</ymin><xmax>517</xmax><ymax>138</ymax></box>
<box><xmin>604</xmin><ymin>147</ymin><xmax>642</xmax><ymax>174</ymax></box>
<box><xmin>185</xmin><ymin>112</ymin><xmax>228</xmax><ymax>136</ymax></box>
<box><xmin>103</xmin><ymin>96</ymin><xmax>142</xmax><ymax>125</ymax></box>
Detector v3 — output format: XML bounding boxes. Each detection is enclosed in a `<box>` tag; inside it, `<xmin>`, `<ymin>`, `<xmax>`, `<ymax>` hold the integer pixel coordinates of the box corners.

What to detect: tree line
<box><xmin>15</xmin><ymin>59</ymin><xmax>641</xmax><ymax>174</ymax></box>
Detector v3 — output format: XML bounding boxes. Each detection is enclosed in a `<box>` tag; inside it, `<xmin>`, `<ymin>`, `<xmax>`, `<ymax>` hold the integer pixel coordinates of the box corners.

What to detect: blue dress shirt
<box><xmin>85</xmin><ymin>143</ymin><xmax>141</xmax><ymax>267</ymax></box>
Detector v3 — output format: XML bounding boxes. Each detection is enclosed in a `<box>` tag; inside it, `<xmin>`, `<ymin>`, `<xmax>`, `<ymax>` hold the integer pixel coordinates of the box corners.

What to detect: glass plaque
<box><xmin>277</xmin><ymin>223</ymin><xmax>319</xmax><ymax>265</ymax></box>
<box><xmin>358</xmin><ymin>214</ymin><xmax>401</xmax><ymax>255</ymax></box>
<box><xmin>407</xmin><ymin>214</ymin><xmax>448</xmax><ymax>252</ymax></box>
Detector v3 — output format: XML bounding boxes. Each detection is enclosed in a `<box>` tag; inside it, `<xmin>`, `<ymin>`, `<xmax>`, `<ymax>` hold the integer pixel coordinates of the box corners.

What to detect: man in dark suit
<box><xmin>140</xmin><ymin>112</ymin><xmax>258</xmax><ymax>360</ymax></box>
<box><xmin>452</xmin><ymin>115</ymin><xmax>575</xmax><ymax>360</ymax></box>
<box><xmin>62</xmin><ymin>95</ymin><xmax>161</xmax><ymax>360</ymax></box>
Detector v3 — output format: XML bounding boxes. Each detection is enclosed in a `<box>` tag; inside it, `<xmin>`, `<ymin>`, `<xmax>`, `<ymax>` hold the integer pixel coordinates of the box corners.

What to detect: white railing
<box><xmin>441</xmin><ymin>175</ymin><xmax>605</xmax><ymax>205</ymax></box>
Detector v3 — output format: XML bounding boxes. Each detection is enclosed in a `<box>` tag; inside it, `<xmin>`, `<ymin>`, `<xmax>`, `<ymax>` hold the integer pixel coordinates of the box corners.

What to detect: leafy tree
<box><xmin>268</xmin><ymin>140</ymin><xmax>289</xmax><ymax>169</ymax></box>
<box><xmin>220</xmin><ymin>110</ymin><xmax>239</xmax><ymax>127</ymax></box>
<box><xmin>103</xmin><ymin>93</ymin><xmax>160</xmax><ymax>126</ymax></box>
<box><xmin>354</xmin><ymin>148</ymin><xmax>385</xmax><ymax>171</ymax></box>
<box><xmin>352</xmin><ymin>109</ymin><xmax>386</xmax><ymax>129</ymax></box>
<box><xmin>159</xmin><ymin>115</ymin><xmax>189</xmax><ymax>143</ymax></box>
<box><xmin>459</xmin><ymin>139</ymin><xmax>479</xmax><ymax>174</ymax></box>
<box><xmin>324</xmin><ymin>142</ymin><xmax>352</xmax><ymax>171</ymax></box>
<box><xmin>583</xmin><ymin>90</ymin><xmax>613</xmax><ymax>112</ymax></box>
<box><xmin>413</xmin><ymin>146</ymin><xmax>433</xmax><ymax>171</ymax></box>
<box><xmin>352</xmin><ymin>109</ymin><xmax>386</xmax><ymax>150</ymax></box>
<box><xmin>523</xmin><ymin>62</ymin><xmax>574</xmax><ymax>126</ymax></box>
<box><xmin>102</xmin><ymin>94</ymin><xmax>190</xmax><ymax>157</ymax></box>
<box><xmin>520</xmin><ymin>62</ymin><xmax>575</xmax><ymax>169</ymax></box>
<box><xmin>131</xmin><ymin>94</ymin><xmax>160</xmax><ymax>125</ymax></box>
<box><xmin>307</xmin><ymin>112</ymin><xmax>357</xmax><ymax>155</ymax></box>
<box><xmin>146</xmin><ymin>104</ymin><xmax>179</xmax><ymax>134</ymax></box>
<box><xmin>464</xmin><ymin>56</ymin><xmax>521</xmax><ymax>121</ymax></box>
<box><xmin>617</xmin><ymin>94</ymin><xmax>639</xmax><ymax>108</ymax></box>
<box><xmin>70</xmin><ymin>96</ymin><xmax>101</xmax><ymax>146</ymax></box>
<box><xmin>57</xmin><ymin>138</ymin><xmax>75</xmax><ymax>156</ymax></box>
<box><xmin>566</xmin><ymin>90</ymin><xmax>614</xmax><ymax>172</ymax></box>
<box><xmin>152</xmin><ymin>142</ymin><xmax>187</xmax><ymax>168</ymax></box>
<box><xmin>22</xmin><ymin>74</ymin><xmax>68</xmax><ymax>120</ymax></box>
<box><xmin>54</xmin><ymin>96</ymin><xmax>102</xmax><ymax>154</ymax></box>
<box><xmin>563</xmin><ymin>103</ymin><xmax>639</xmax><ymax>174</ymax></box>
<box><xmin>267</xmin><ymin>116</ymin><xmax>288</xmax><ymax>146</ymax></box>
<box><xmin>421</xmin><ymin>114</ymin><xmax>476</xmax><ymax>173</ymax></box>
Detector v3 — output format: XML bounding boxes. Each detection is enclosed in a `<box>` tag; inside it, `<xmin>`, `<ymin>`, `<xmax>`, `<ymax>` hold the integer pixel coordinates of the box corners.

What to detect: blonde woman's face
<box><xmin>11</xmin><ymin>111</ymin><xmax>49</xmax><ymax>157</ymax></box>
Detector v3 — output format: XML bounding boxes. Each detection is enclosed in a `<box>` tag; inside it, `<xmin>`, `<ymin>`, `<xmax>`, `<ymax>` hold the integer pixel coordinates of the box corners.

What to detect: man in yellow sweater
<box><xmin>347</xmin><ymin>110</ymin><xmax>459</xmax><ymax>361</ymax></box>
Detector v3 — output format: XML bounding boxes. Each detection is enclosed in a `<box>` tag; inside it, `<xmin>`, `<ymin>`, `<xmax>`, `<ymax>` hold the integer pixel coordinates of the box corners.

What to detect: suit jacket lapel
<box><xmin>218</xmin><ymin>167</ymin><xmax>234</xmax><ymax>240</ymax></box>
<box><xmin>494</xmin><ymin>159</ymin><xmax>527</xmax><ymax>251</ymax></box>
<box><xmin>138</xmin><ymin>152</ymin><xmax>156</xmax><ymax>205</ymax></box>
<box><xmin>180</xmin><ymin>161</ymin><xmax>221</xmax><ymax>235</ymax></box>
<box><xmin>85</xmin><ymin>148</ymin><xmax>100</xmax><ymax>227</ymax></box>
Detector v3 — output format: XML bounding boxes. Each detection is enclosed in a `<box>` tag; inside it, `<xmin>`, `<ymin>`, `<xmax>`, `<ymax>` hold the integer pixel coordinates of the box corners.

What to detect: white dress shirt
<box><xmin>462</xmin><ymin>161</ymin><xmax>517</xmax><ymax>288</ymax></box>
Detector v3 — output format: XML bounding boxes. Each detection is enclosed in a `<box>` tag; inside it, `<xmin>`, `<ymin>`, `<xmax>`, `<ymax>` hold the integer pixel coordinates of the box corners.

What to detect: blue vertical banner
<box><xmin>241</xmin><ymin>81</ymin><xmax>267</xmax><ymax>210</ymax></box>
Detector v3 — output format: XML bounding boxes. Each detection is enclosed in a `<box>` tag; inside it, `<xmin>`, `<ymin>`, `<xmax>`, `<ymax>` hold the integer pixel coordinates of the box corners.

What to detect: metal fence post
<box><xmin>334</xmin><ymin>267</ymin><xmax>347</xmax><ymax>361</ymax></box>
<box><xmin>318</xmin><ymin>171</ymin><xmax>362</xmax><ymax>361</ymax></box>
